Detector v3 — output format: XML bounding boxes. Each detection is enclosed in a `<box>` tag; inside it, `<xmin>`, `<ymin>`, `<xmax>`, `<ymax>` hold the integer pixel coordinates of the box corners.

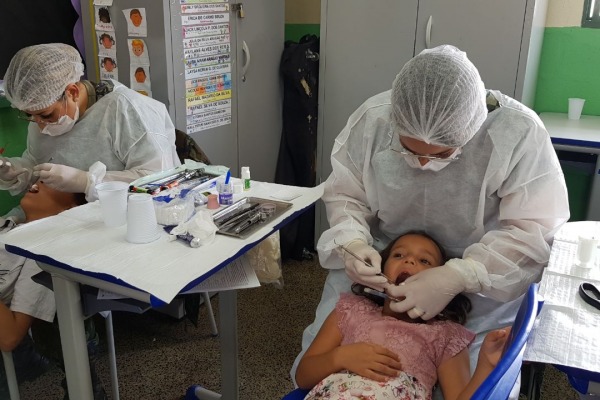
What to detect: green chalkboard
<box><xmin>0</xmin><ymin>98</ymin><xmax>28</xmax><ymax>215</ymax></box>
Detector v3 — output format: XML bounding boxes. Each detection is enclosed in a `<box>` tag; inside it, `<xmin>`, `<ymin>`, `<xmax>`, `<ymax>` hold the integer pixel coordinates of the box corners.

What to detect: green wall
<box><xmin>285</xmin><ymin>24</ymin><xmax>320</xmax><ymax>42</ymax></box>
<box><xmin>534</xmin><ymin>27</ymin><xmax>600</xmax><ymax>221</ymax></box>
<box><xmin>0</xmin><ymin>97</ymin><xmax>28</xmax><ymax>216</ymax></box>
<box><xmin>534</xmin><ymin>27</ymin><xmax>600</xmax><ymax>116</ymax></box>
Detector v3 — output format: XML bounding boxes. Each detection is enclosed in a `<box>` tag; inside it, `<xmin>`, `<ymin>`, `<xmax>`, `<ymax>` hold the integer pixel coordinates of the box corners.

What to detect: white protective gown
<box><xmin>292</xmin><ymin>89</ymin><xmax>570</xmax><ymax>382</ymax></box>
<box><xmin>0</xmin><ymin>81</ymin><xmax>180</xmax><ymax>200</ymax></box>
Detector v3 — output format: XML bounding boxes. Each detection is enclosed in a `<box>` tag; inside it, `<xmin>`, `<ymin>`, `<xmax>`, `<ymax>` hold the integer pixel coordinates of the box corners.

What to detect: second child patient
<box><xmin>296</xmin><ymin>231</ymin><xmax>510</xmax><ymax>400</ymax></box>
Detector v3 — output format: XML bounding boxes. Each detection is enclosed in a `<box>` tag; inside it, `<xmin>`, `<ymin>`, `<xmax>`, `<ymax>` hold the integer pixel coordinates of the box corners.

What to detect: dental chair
<box><xmin>282</xmin><ymin>283</ymin><xmax>543</xmax><ymax>400</ymax></box>
<box><xmin>471</xmin><ymin>283</ymin><xmax>543</xmax><ymax>399</ymax></box>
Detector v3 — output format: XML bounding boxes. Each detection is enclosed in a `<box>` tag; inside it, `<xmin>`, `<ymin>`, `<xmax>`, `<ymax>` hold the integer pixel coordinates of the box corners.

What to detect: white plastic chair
<box><xmin>0</xmin><ymin>311</ymin><xmax>119</xmax><ymax>400</ymax></box>
<box><xmin>2</xmin><ymin>350</ymin><xmax>20</xmax><ymax>400</ymax></box>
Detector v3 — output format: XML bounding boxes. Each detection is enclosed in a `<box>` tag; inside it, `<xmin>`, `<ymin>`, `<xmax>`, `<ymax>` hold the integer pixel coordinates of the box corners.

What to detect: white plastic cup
<box><xmin>576</xmin><ymin>235</ymin><xmax>599</xmax><ymax>268</ymax></box>
<box><xmin>568</xmin><ymin>98</ymin><xmax>585</xmax><ymax>120</ymax></box>
<box><xmin>96</xmin><ymin>181</ymin><xmax>129</xmax><ymax>227</ymax></box>
<box><xmin>126</xmin><ymin>194</ymin><xmax>160</xmax><ymax>244</ymax></box>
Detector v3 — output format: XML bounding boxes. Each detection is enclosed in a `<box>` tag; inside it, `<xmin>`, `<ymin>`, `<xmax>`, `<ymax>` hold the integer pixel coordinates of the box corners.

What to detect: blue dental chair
<box><xmin>471</xmin><ymin>283</ymin><xmax>543</xmax><ymax>399</ymax></box>
<box><xmin>282</xmin><ymin>283</ymin><xmax>543</xmax><ymax>400</ymax></box>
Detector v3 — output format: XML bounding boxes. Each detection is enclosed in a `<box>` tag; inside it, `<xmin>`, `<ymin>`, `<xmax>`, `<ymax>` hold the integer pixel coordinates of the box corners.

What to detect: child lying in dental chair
<box><xmin>295</xmin><ymin>231</ymin><xmax>510</xmax><ymax>400</ymax></box>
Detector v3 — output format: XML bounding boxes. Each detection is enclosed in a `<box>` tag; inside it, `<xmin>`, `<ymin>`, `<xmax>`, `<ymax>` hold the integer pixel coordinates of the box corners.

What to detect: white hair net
<box><xmin>3</xmin><ymin>43</ymin><xmax>85</xmax><ymax>112</ymax></box>
<box><xmin>391</xmin><ymin>45</ymin><xmax>487</xmax><ymax>148</ymax></box>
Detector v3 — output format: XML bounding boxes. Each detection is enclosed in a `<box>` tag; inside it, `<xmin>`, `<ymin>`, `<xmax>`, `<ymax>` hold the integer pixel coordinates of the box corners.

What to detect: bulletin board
<box><xmin>79</xmin><ymin>0</ymin><xmax>173</xmax><ymax>105</ymax></box>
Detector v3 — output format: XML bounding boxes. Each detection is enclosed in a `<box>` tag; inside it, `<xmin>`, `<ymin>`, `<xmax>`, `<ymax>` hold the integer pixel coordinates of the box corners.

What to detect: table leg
<box><xmin>52</xmin><ymin>274</ymin><xmax>94</xmax><ymax>400</ymax></box>
<box><xmin>219</xmin><ymin>290</ymin><xmax>238</xmax><ymax>400</ymax></box>
<box><xmin>586</xmin><ymin>154</ymin><xmax>600</xmax><ymax>221</ymax></box>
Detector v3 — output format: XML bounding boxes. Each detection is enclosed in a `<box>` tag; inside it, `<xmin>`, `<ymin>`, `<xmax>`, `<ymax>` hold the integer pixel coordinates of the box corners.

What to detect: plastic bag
<box><xmin>246</xmin><ymin>231</ymin><xmax>284</xmax><ymax>287</ymax></box>
<box><xmin>167</xmin><ymin>210</ymin><xmax>218</xmax><ymax>247</ymax></box>
<box><xmin>153</xmin><ymin>194</ymin><xmax>195</xmax><ymax>226</ymax></box>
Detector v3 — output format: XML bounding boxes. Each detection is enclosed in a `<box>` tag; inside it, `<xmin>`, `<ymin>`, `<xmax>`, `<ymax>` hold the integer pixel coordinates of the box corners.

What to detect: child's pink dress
<box><xmin>305</xmin><ymin>293</ymin><xmax>475</xmax><ymax>400</ymax></box>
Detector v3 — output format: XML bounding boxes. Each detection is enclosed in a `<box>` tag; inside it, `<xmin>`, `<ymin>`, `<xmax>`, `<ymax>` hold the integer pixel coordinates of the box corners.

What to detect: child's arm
<box><xmin>295</xmin><ymin>310</ymin><xmax>403</xmax><ymax>389</ymax></box>
<box><xmin>438</xmin><ymin>328</ymin><xmax>511</xmax><ymax>400</ymax></box>
<box><xmin>437</xmin><ymin>348</ymin><xmax>471</xmax><ymax>400</ymax></box>
<box><xmin>0</xmin><ymin>302</ymin><xmax>34</xmax><ymax>351</ymax></box>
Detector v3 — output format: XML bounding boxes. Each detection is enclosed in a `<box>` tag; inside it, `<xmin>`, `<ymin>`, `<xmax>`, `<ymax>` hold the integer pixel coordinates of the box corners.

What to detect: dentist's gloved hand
<box><xmin>342</xmin><ymin>239</ymin><xmax>387</xmax><ymax>291</ymax></box>
<box><xmin>386</xmin><ymin>258</ymin><xmax>488</xmax><ymax>320</ymax></box>
<box><xmin>33</xmin><ymin>163</ymin><xmax>89</xmax><ymax>193</ymax></box>
<box><xmin>0</xmin><ymin>158</ymin><xmax>27</xmax><ymax>182</ymax></box>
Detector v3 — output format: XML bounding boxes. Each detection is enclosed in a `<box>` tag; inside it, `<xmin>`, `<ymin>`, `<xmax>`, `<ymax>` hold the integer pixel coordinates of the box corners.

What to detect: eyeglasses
<box><xmin>17</xmin><ymin>94</ymin><xmax>66</xmax><ymax>124</ymax></box>
<box><xmin>392</xmin><ymin>140</ymin><xmax>460</xmax><ymax>163</ymax></box>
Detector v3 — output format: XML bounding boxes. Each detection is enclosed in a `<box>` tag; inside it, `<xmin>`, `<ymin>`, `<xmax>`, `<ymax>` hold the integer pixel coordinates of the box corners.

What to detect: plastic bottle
<box><xmin>241</xmin><ymin>166</ymin><xmax>251</xmax><ymax>190</ymax></box>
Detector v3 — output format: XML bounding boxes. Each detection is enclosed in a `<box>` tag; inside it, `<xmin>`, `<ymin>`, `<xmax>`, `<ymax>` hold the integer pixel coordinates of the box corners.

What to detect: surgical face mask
<box><xmin>41</xmin><ymin>102</ymin><xmax>79</xmax><ymax>137</ymax></box>
<box><xmin>402</xmin><ymin>148</ymin><xmax>462</xmax><ymax>171</ymax></box>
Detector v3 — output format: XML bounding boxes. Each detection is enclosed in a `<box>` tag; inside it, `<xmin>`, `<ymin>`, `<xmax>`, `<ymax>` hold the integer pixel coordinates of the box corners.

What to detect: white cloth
<box><xmin>0</xmin><ymin>226</ymin><xmax>56</xmax><ymax>323</ymax></box>
<box><xmin>0</xmin><ymin>80</ymin><xmax>180</xmax><ymax>201</ymax></box>
<box><xmin>291</xmin><ymin>89</ymin><xmax>570</xmax><ymax>384</ymax></box>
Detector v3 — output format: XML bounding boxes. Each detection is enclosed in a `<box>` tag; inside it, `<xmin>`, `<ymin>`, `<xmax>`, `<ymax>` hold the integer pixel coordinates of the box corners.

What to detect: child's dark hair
<box><xmin>352</xmin><ymin>230</ymin><xmax>472</xmax><ymax>325</ymax></box>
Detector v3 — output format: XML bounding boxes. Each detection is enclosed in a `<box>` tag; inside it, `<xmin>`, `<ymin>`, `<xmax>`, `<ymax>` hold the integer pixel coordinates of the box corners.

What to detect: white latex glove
<box><xmin>386</xmin><ymin>258</ymin><xmax>488</xmax><ymax>320</ymax></box>
<box><xmin>33</xmin><ymin>163</ymin><xmax>89</xmax><ymax>193</ymax></box>
<box><xmin>342</xmin><ymin>239</ymin><xmax>387</xmax><ymax>291</ymax></box>
<box><xmin>0</xmin><ymin>158</ymin><xmax>27</xmax><ymax>182</ymax></box>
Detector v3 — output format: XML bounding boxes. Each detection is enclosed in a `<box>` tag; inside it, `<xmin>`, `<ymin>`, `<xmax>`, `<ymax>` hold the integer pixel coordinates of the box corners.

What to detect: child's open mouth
<box><xmin>395</xmin><ymin>272</ymin><xmax>411</xmax><ymax>285</ymax></box>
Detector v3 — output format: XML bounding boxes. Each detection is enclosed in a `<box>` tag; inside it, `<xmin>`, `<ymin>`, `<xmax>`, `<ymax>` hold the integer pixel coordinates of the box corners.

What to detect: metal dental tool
<box><xmin>362</xmin><ymin>286</ymin><xmax>402</xmax><ymax>302</ymax></box>
<box><xmin>233</xmin><ymin>211</ymin><xmax>265</xmax><ymax>234</ymax></box>
<box><xmin>338</xmin><ymin>243</ymin><xmax>395</xmax><ymax>285</ymax></box>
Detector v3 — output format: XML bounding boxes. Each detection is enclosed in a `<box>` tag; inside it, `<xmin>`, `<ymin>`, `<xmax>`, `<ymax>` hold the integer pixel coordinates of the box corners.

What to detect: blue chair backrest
<box><xmin>471</xmin><ymin>283</ymin><xmax>543</xmax><ymax>400</ymax></box>
<box><xmin>283</xmin><ymin>283</ymin><xmax>543</xmax><ymax>400</ymax></box>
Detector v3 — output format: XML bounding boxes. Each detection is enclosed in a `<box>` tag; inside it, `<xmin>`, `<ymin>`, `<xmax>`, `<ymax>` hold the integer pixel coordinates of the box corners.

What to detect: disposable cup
<box><xmin>126</xmin><ymin>194</ymin><xmax>160</xmax><ymax>244</ymax></box>
<box><xmin>96</xmin><ymin>181</ymin><xmax>129</xmax><ymax>227</ymax></box>
<box><xmin>206</xmin><ymin>194</ymin><xmax>219</xmax><ymax>209</ymax></box>
<box><xmin>568</xmin><ymin>98</ymin><xmax>585</xmax><ymax>120</ymax></box>
<box><xmin>576</xmin><ymin>235</ymin><xmax>599</xmax><ymax>269</ymax></box>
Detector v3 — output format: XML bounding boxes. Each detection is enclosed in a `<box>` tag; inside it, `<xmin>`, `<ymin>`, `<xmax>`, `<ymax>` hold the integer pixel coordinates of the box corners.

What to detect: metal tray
<box><xmin>212</xmin><ymin>197</ymin><xmax>292</xmax><ymax>239</ymax></box>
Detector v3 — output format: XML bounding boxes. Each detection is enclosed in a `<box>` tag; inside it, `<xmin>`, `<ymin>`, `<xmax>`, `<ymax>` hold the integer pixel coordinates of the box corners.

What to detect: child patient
<box><xmin>0</xmin><ymin>182</ymin><xmax>85</xmax><ymax>395</ymax></box>
<box><xmin>296</xmin><ymin>231</ymin><xmax>510</xmax><ymax>400</ymax></box>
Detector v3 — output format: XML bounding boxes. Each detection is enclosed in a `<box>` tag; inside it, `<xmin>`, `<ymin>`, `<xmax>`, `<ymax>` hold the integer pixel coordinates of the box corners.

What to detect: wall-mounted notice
<box><xmin>182</xmin><ymin>1</ymin><xmax>233</xmax><ymax>134</ymax></box>
<box><xmin>181</xmin><ymin>3</ymin><xmax>229</xmax><ymax>14</ymax></box>
<box><xmin>123</xmin><ymin>8</ymin><xmax>147</xmax><ymax>37</ymax></box>
<box><xmin>97</xmin><ymin>32</ymin><xmax>117</xmax><ymax>58</ymax></box>
<box><xmin>128</xmin><ymin>38</ymin><xmax>150</xmax><ymax>64</ymax></box>
<box><xmin>180</xmin><ymin>0</ymin><xmax>227</xmax><ymax>4</ymax></box>
<box><xmin>99</xmin><ymin>56</ymin><xmax>118</xmax><ymax>81</ymax></box>
<box><xmin>95</xmin><ymin>6</ymin><xmax>114</xmax><ymax>31</ymax></box>
<box><xmin>182</xmin><ymin>22</ymin><xmax>229</xmax><ymax>39</ymax></box>
<box><xmin>181</xmin><ymin>12</ymin><xmax>229</xmax><ymax>26</ymax></box>
<box><xmin>184</xmin><ymin>73</ymin><xmax>232</xmax><ymax>97</ymax></box>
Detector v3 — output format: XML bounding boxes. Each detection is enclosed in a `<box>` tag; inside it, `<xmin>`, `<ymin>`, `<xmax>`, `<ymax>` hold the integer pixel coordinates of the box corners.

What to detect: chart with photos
<box><xmin>93</xmin><ymin>0</ymin><xmax>152</xmax><ymax>97</ymax></box>
<box><xmin>92</xmin><ymin>0</ymin><xmax>233</xmax><ymax>127</ymax></box>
